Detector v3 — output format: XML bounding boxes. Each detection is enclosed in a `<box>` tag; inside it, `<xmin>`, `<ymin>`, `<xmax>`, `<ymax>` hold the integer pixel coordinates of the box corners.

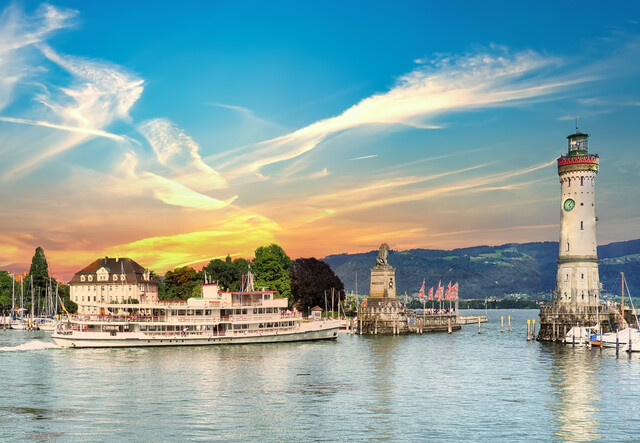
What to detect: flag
<box><xmin>418</xmin><ymin>279</ymin><xmax>425</xmax><ymax>298</ymax></box>
<box><xmin>427</xmin><ymin>287</ymin><xmax>434</xmax><ymax>301</ymax></box>
<box><xmin>451</xmin><ymin>282</ymin><xmax>459</xmax><ymax>300</ymax></box>
<box><xmin>445</xmin><ymin>281</ymin><xmax>452</xmax><ymax>300</ymax></box>
<box><xmin>435</xmin><ymin>281</ymin><xmax>444</xmax><ymax>300</ymax></box>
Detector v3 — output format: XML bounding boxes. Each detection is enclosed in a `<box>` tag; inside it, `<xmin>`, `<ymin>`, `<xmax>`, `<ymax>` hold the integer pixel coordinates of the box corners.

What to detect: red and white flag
<box><xmin>445</xmin><ymin>281</ymin><xmax>452</xmax><ymax>300</ymax></box>
<box><xmin>418</xmin><ymin>279</ymin><xmax>425</xmax><ymax>299</ymax></box>
<box><xmin>435</xmin><ymin>281</ymin><xmax>444</xmax><ymax>300</ymax></box>
<box><xmin>427</xmin><ymin>287</ymin><xmax>434</xmax><ymax>301</ymax></box>
<box><xmin>451</xmin><ymin>282</ymin><xmax>459</xmax><ymax>300</ymax></box>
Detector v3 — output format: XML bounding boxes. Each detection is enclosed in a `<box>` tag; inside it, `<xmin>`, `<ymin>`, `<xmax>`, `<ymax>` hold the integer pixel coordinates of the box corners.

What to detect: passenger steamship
<box><xmin>52</xmin><ymin>271</ymin><xmax>339</xmax><ymax>348</ymax></box>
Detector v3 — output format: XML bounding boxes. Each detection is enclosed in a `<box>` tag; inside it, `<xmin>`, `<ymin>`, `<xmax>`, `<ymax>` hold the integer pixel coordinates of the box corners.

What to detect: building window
<box><xmin>81</xmin><ymin>275</ymin><xmax>85</xmax><ymax>282</ymax></box>
<box><xmin>568</xmin><ymin>178</ymin><xmax>571</xmax><ymax>187</ymax></box>
<box><xmin>114</xmin><ymin>275</ymin><xmax>118</xmax><ymax>282</ymax></box>
<box><xmin>580</xmin><ymin>176</ymin><xmax>584</xmax><ymax>186</ymax></box>
<box><xmin>88</xmin><ymin>275</ymin><xmax>93</xmax><ymax>281</ymax></box>
<box><xmin>580</xmin><ymin>221</ymin><xmax>584</xmax><ymax>230</ymax></box>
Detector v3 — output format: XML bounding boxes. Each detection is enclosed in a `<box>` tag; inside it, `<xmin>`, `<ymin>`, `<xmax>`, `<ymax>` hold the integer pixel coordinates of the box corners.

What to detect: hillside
<box><xmin>323</xmin><ymin>239</ymin><xmax>640</xmax><ymax>300</ymax></box>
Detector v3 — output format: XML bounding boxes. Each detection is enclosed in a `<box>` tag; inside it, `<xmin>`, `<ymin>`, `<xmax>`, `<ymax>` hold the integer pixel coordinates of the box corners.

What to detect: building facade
<box><xmin>68</xmin><ymin>257</ymin><xmax>159</xmax><ymax>314</ymax></box>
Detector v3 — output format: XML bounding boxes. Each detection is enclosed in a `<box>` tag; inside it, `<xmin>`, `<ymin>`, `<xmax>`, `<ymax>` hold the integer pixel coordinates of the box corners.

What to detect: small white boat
<box><xmin>563</xmin><ymin>326</ymin><xmax>593</xmax><ymax>345</ymax></box>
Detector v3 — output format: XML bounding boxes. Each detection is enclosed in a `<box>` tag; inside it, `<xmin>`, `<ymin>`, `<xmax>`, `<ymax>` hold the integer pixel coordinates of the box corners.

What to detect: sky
<box><xmin>1</xmin><ymin>1</ymin><xmax>640</xmax><ymax>282</ymax></box>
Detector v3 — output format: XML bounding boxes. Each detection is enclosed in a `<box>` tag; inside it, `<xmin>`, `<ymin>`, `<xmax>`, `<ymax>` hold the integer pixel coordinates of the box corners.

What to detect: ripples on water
<box><xmin>2</xmin><ymin>310</ymin><xmax>640</xmax><ymax>441</ymax></box>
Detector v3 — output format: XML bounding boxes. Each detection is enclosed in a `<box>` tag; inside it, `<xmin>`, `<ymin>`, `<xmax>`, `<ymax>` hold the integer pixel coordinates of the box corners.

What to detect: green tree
<box><xmin>28</xmin><ymin>247</ymin><xmax>50</xmax><ymax>292</ymax></box>
<box><xmin>0</xmin><ymin>271</ymin><xmax>13</xmax><ymax>311</ymax></box>
<box><xmin>253</xmin><ymin>244</ymin><xmax>292</xmax><ymax>303</ymax></box>
<box><xmin>290</xmin><ymin>258</ymin><xmax>344</xmax><ymax>314</ymax></box>
<box><xmin>161</xmin><ymin>266</ymin><xmax>200</xmax><ymax>300</ymax></box>
<box><xmin>202</xmin><ymin>255</ymin><xmax>249</xmax><ymax>291</ymax></box>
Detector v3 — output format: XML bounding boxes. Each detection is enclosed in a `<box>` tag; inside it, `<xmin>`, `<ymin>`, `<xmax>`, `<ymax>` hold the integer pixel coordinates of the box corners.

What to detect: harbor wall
<box><xmin>537</xmin><ymin>304</ymin><xmax>630</xmax><ymax>341</ymax></box>
<box><xmin>357</xmin><ymin>305</ymin><xmax>460</xmax><ymax>335</ymax></box>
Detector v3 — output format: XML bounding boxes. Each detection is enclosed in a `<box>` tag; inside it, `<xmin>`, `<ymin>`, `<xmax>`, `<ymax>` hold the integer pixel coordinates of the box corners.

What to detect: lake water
<box><xmin>1</xmin><ymin>309</ymin><xmax>640</xmax><ymax>442</ymax></box>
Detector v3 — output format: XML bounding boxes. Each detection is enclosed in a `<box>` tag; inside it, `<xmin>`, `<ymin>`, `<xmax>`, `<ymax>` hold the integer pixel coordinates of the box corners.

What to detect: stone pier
<box><xmin>357</xmin><ymin>243</ymin><xmax>460</xmax><ymax>335</ymax></box>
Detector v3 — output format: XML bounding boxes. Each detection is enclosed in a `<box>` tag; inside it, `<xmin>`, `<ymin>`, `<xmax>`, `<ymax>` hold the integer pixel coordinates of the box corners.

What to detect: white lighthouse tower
<box><xmin>555</xmin><ymin>130</ymin><xmax>600</xmax><ymax>307</ymax></box>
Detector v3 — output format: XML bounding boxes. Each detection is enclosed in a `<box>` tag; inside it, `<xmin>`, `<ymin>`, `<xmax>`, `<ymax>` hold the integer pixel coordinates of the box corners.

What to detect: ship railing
<box><xmin>224</xmin><ymin>313</ymin><xmax>302</xmax><ymax>322</ymax></box>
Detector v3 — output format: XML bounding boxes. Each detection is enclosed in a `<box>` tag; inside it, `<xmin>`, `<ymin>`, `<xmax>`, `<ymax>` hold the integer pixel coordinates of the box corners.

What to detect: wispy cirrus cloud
<box><xmin>114</xmin><ymin>151</ymin><xmax>236</xmax><ymax>211</ymax></box>
<box><xmin>137</xmin><ymin>118</ymin><xmax>228</xmax><ymax>191</ymax></box>
<box><xmin>1</xmin><ymin>15</ymin><xmax>144</xmax><ymax>179</ymax></box>
<box><xmin>0</xmin><ymin>4</ymin><xmax>76</xmax><ymax>111</ymax></box>
<box><xmin>217</xmin><ymin>48</ymin><xmax>585</xmax><ymax>179</ymax></box>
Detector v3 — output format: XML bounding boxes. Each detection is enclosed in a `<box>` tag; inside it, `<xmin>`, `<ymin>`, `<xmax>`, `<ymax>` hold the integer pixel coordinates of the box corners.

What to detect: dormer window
<box><xmin>81</xmin><ymin>275</ymin><xmax>86</xmax><ymax>282</ymax></box>
<box><xmin>88</xmin><ymin>275</ymin><xmax>93</xmax><ymax>282</ymax></box>
<box><xmin>114</xmin><ymin>275</ymin><xmax>118</xmax><ymax>282</ymax></box>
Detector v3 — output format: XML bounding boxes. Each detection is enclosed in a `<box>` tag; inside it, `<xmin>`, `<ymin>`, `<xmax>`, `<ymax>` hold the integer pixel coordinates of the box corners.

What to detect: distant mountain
<box><xmin>323</xmin><ymin>239</ymin><xmax>640</xmax><ymax>300</ymax></box>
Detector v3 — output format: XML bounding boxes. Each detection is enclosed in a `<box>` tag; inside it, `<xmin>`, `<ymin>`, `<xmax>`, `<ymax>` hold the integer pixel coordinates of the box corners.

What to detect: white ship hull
<box><xmin>53</xmin><ymin>321</ymin><xmax>340</xmax><ymax>348</ymax></box>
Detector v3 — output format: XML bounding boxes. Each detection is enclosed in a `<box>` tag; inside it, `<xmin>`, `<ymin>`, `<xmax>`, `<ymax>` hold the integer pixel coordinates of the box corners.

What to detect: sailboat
<box><xmin>10</xmin><ymin>275</ymin><xmax>27</xmax><ymax>330</ymax></box>
<box><xmin>591</xmin><ymin>272</ymin><xmax>640</xmax><ymax>349</ymax></box>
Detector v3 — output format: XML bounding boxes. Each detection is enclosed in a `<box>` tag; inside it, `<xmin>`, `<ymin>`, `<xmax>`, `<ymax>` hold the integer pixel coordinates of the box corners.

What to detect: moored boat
<box><xmin>52</xmin><ymin>276</ymin><xmax>340</xmax><ymax>348</ymax></box>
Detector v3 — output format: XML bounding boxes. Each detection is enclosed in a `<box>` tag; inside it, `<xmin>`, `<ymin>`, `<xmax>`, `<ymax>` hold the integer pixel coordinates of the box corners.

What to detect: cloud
<box><xmin>350</xmin><ymin>154</ymin><xmax>378</xmax><ymax>161</ymax></box>
<box><xmin>0</xmin><ymin>5</ymin><xmax>144</xmax><ymax>179</ymax></box>
<box><xmin>0</xmin><ymin>116</ymin><xmax>126</xmax><ymax>140</ymax></box>
<box><xmin>114</xmin><ymin>151</ymin><xmax>237</xmax><ymax>210</ymax></box>
<box><xmin>218</xmin><ymin>48</ymin><xmax>585</xmax><ymax>178</ymax></box>
<box><xmin>137</xmin><ymin>118</ymin><xmax>228</xmax><ymax>191</ymax></box>
<box><xmin>0</xmin><ymin>4</ymin><xmax>76</xmax><ymax>112</ymax></box>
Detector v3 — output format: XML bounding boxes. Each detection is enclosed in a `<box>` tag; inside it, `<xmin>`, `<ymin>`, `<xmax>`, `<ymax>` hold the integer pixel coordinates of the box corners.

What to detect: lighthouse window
<box><xmin>567</xmin><ymin>178</ymin><xmax>571</xmax><ymax>187</ymax></box>
<box><xmin>567</xmin><ymin>242</ymin><xmax>570</xmax><ymax>252</ymax></box>
<box><xmin>580</xmin><ymin>177</ymin><xmax>584</xmax><ymax>186</ymax></box>
<box><xmin>580</xmin><ymin>221</ymin><xmax>584</xmax><ymax>230</ymax></box>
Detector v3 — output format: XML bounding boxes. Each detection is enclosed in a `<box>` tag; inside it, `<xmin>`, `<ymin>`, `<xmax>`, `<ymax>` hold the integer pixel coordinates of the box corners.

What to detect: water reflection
<box><xmin>545</xmin><ymin>344</ymin><xmax>601</xmax><ymax>441</ymax></box>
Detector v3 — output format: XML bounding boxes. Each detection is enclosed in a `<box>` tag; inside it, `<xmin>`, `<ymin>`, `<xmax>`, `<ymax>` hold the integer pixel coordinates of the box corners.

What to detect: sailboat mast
<box><xmin>621</xmin><ymin>272</ymin><xmax>626</xmax><ymax>329</ymax></box>
<box><xmin>11</xmin><ymin>273</ymin><xmax>15</xmax><ymax>315</ymax></box>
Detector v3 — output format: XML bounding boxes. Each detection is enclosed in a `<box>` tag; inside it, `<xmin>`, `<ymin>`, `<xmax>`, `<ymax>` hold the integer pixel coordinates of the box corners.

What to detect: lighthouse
<box><xmin>538</xmin><ymin>130</ymin><xmax>613</xmax><ymax>341</ymax></box>
<box><xmin>555</xmin><ymin>131</ymin><xmax>600</xmax><ymax>307</ymax></box>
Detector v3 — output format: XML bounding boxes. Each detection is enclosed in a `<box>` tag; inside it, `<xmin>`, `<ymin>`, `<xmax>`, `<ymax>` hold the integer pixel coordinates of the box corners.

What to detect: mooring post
<box><xmin>527</xmin><ymin>319</ymin><xmax>531</xmax><ymax>340</ymax></box>
<box><xmin>477</xmin><ymin>316</ymin><xmax>481</xmax><ymax>334</ymax></box>
<box><xmin>508</xmin><ymin>315</ymin><xmax>511</xmax><ymax>332</ymax></box>
<box><xmin>616</xmin><ymin>330</ymin><xmax>619</xmax><ymax>357</ymax></box>
<box><xmin>448</xmin><ymin>317</ymin><xmax>452</xmax><ymax>334</ymax></box>
<box><xmin>532</xmin><ymin>319</ymin><xmax>536</xmax><ymax>340</ymax></box>
<box><xmin>501</xmin><ymin>316</ymin><xmax>504</xmax><ymax>333</ymax></box>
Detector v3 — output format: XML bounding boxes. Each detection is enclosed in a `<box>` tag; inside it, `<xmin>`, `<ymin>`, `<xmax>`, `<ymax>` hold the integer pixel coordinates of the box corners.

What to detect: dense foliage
<box><xmin>202</xmin><ymin>256</ymin><xmax>249</xmax><ymax>291</ymax></box>
<box><xmin>290</xmin><ymin>258</ymin><xmax>344</xmax><ymax>313</ymax></box>
<box><xmin>28</xmin><ymin>246</ymin><xmax>50</xmax><ymax>292</ymax></box>
<box><xmin>253</xmin><ymin>244</ymin><xmax>292</xmax><ymax>303</ymax></box>
<box><xmin>161</xmin><ymin>266</ymin><xmax>201</xmax><ymax>300</ymax></box>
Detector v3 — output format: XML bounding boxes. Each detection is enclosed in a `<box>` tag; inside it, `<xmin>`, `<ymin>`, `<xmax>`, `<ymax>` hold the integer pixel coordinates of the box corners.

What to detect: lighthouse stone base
<box><xmin>537</xmin><ymin>304</ymin><xmax>620</xmax><ymax>341</ymax></box>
